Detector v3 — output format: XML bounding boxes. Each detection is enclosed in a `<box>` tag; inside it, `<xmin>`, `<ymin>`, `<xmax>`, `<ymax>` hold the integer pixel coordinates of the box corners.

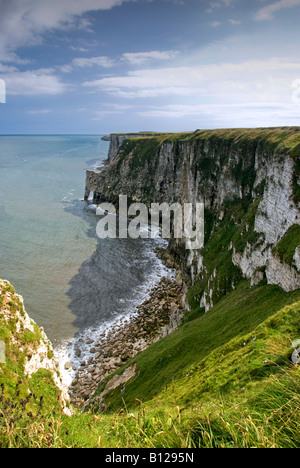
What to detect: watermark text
<box><xmin>0</xmin><ymin>340</ymin><xmax>5</xmax><ymax>364</ymax></box>
<box><xmin>291</xmin><ymin>79</ymin><xmax>300</xmax><ymax>104</ymax></box>
<box><xmin>95</xmin><ymin>196</ymin><xmax>204</xmax><ymax>250</ymax></box>
<box><xmin>0</xmin><ymin>79</ymin><xmax>6</xmax><ymax>104</ymax></box>
<box><xmin>291</xmin><ymin>339</ymin><xmax>300</xmax><ymax>364</ymax></box>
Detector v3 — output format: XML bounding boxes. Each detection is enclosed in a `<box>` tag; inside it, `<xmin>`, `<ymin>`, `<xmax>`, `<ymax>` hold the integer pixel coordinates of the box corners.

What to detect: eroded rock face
<box><xmin>85</xmin><ymin>129</ymin><xmax>300</xmax><ymax>308</ymax></box>
<box><xmin>254</xmin><ymin>156</ymin><xmax>298</xmax><ymax>244</ymax></box>
<box><xmin>0</xmin><ymin>279</ymin><xmax>72</xmax><ymax>416</ymax></box>
<box><xmin>231</xmin><ymin>153</ymin><xmax>300</xmax><ymax>291</ymax></box>
<box><xmin>108</xmin><ymin>133</ymin><xmax>157</xmax><ymax>162</ymax></box>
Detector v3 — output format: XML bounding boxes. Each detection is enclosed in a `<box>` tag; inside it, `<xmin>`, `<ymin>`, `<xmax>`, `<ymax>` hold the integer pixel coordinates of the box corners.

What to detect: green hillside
<box><xmin>1</xmin><ymin>126</ymin><xmax>300</xmax><ymax>448</ymax></box>
<box><xmin>101</xmin><ymin>281</ymin><xmax>300</xmax><ymax>408</ymax></box>
<box><xmin>79</xmin><ymin>281</ymin><xmax>300</xmax><ymax>448</ymax></box>
<box><xmin>1</xmin><ymin>277</ymin><xmax>300</xmax><ymax>448</ymax></box>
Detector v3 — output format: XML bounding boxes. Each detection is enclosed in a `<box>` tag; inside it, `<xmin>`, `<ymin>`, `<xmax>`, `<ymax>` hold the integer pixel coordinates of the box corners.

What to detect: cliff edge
<box><xmin>85</xmin><ymin>127</ymin><xmax>300</xmax><ymax>311</ymax></box>
<box><xmin>0</xmin><ymin>279</ymin><xmax>72</xmax><ymax>416</ymax></box>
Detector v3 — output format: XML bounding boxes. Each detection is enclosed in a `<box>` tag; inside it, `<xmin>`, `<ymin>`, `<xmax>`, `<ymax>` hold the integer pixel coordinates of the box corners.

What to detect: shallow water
<box><xmin>0</xmin><ymin>135</ymin><xmax>173</xmax><ymax>381</ymax></box>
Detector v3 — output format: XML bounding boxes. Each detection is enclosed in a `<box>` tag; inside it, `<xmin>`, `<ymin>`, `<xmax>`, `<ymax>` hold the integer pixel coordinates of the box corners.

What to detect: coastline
<box><xmin>55</xmin><ymin>140</ymin><xmax>188</xmax><ymax>407</ymax></box>
<box><xmin>65</xmin><ymin>144</ymin><xmax>188</xmax><ymax>407</ymax></box>
<box><xmin>68</xmin><ymin>270</ymin><xmax>185</xmax><ymax>409</ymax></box>
<box><xmin>54</xmin><ymin>236</ymin><xmax>178</xmax><ymax>386</ymax></box>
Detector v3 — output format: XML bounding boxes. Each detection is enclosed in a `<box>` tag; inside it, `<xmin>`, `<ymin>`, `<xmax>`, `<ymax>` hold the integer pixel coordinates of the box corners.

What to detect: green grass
<box><xmin>62</xmin><ymin>289</ymin><xmax>300</xmax><ymax>448</ymax></box>
<box><xmin>273</xmin><ymin>225</ymin><xmax>300</xmax><ymax>267</ymax></box>
<box><xmin>125</xmin><ymin>126</ymin><xmax>300</xmax><ymax>157</ymax></box>
<box><xmin>1</xmin><ymin>278</ymin><xmax>300</xmax><ymax>448</ymax></box>
<box><xmin>90</xmin><ymin>289</ymin><xmax>300</xmax><ymax>448</ymax></box>
<box><xmin>186</xmin><ymin>198</ymin><xmax>264</xmax><ymax>310</ymax></box>
<box><xmin>102</xmin><ymin>281</ymin><xmax>300</xmax><ymax>411</ymax></box>
<box><xmin>0</xmin><ymin>280</ymin><xmax>64</xmax><ymax>424</ymax></box>
<box><xmin>114</xmin><ymin>127</ymin><xmax>300</xmax><ymax>163</ymax></box>
<box><xmin>113</xmin><ymin>127</ymin><xmax>300</xmax><ymax>205</ymax></box>
<box><xmin>1</xmin><ymin>126</ymin><xmax>300</xmax><ymax>447</ymax></box>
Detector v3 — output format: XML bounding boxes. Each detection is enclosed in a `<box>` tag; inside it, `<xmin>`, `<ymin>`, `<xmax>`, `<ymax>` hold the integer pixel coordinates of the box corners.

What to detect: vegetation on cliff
<box><xmin>1</xmin><ymin>127</ymin><xmax>300</xmax><ymax>447</ymax></box>
<box><xmin>94</xmin><ymin>126</ymin><xmax>300</xmax><ymax>204</ymax></box>
<box><xmin>1</xmin><ymin>277</ymin><xmax>300</xmax><ymax>447</ymax></box>
<box><xmin>0</xmin><ymin>279</ymin><xmax>70</xmax><ymax>447</ymax></box>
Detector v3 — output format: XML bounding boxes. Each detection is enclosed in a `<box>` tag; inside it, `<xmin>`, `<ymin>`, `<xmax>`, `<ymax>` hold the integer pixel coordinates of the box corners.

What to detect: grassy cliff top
<box><xmin>82</xmin><ymin>281</ymin><xmax>300</xmax><ymax>448</ymax></box>
<box><xmin>115</xmin><ymin>127</ymin><xmax>300</xmax><ymax>158</ymax></box>
<box><xmin>1</xmin><ymin>270</ymin><xmax>300</xmax><ymax>447</ymax></box>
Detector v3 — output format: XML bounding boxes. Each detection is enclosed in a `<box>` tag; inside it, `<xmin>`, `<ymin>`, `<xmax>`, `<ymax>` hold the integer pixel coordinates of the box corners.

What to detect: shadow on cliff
<box><xmin>62</xmin><ymin>199</ymin><xmax>162</xmax><ymax>334</ymax></box>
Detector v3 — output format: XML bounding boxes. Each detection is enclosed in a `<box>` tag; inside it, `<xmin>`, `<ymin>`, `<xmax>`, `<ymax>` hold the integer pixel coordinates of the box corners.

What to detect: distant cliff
<box><xmin>85</xmin><ymin>128</ymin><xmax>300</xmax><ymax>311</ymax></box>
<box><xmin>107</xmin><ymin>132</ymin><xmax>171</xmax><ymax>162</ymax></box>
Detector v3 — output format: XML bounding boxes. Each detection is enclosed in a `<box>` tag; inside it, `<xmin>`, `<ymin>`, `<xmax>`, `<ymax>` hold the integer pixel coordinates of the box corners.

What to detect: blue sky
<box><xmin>0</xmin><ymin>0</ymin><xmax>300</xmax><ymax>134</ymax></box>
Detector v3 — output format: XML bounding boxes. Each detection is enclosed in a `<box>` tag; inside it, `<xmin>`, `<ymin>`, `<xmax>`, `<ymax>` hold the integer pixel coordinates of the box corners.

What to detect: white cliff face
<box><xmin>85</xmin><ymin>169</ymin><xmax>101</xmax><ymax>200</ymax></box>
<box><xmin>266</xmin><ymin>254</ymin><xmax>300</xmax><ymax>292</ymax></box>
<box><xmin>232</xmin><ymin>244</ymin><xmax>269</xmax><ymax>279</ymax></box>
<box><xmin>254</xmin><ymin>156</ymin><xmax>299</xmax><ymax>245</ymax></box>
<box><xmin>22</xmin><ymin>320</ymin><xmax>73</xmax><ymax>416</ymax></box>
<box><xmin>108</xmin><ymin>134</ymin><xmax>129</xmax><ymax>162</ymax></box>
<box><xmin>108</xmin><ymin>133</ymin><xmax>156</xmax><ymax>162</ymax></box>
<box><xmin>232</xmin><ymin>154</ymin><xmax>300</xmax><ymax>292</ymax></box>
<box><xmin>294</xmin><ymin>246</ymin><xmax>300</xmax><ymax>270</ymax></box>
<box><xmin>0</xmin><ymin>279</ymin><xmax>72</xmax><ymax>416</ymax></box>
<box><xmin>85</xmin><ymin>129</ymin><xmax>300</xmax><ymax>309</ymax></box>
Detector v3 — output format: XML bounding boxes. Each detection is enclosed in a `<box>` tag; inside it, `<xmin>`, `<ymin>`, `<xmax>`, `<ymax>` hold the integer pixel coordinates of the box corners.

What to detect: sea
<box><xmin>0</xmin><ymin>135</ymin><xmax>173</xmax><ymax>384</ymax></box>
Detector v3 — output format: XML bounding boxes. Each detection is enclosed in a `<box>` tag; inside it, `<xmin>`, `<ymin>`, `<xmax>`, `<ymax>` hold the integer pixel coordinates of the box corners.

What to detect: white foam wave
<box><xmin>54</xmin><ymin>240</ymin><xmax>175</xmax><ymax>388</ymax></box>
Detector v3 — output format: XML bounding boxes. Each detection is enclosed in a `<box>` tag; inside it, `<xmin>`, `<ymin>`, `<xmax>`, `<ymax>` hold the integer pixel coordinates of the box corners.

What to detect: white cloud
<box><xmin>121</xmin><ymin>50</ymin><xmax>179</xmax><ymax>65</ymax></box>
<box><xmin>137</xmin><ymin>101</ymin><xmax>300</xmax><ymax>128</ymax></box>
<box><xmin>66</xmin><ymin>50</ymin><xmax>178</xmax><ymax>73</ymax></box>
<box><xmin>82</xmin><ymin>55</ymin><xmax>300</xmax><ymax>127</ymax></box>
<box><xmin>0</xmin><ymin>63</ymin><xmax>18</xmax><ymax>73</ymax></box>
<box><xmin>27</xmin><ymin>109</ymin><xmax>52</xmax><ymax>114</ymax></box>
<box><xmin>91</xmin><ymin>106</ymin><xmax>134</xmax><ymax>119</ymax></box>
<box><xmin>59</xmin><ymin>64</ymin><xmax>74</xmax><ymax>74</ymax></box>
<box><xmin>0</xmin><ymin>0</ymin><xmax>132</xmax><ymax>62</ymax></box>
<box><xmin>74</xmin><ymin>57</ymin><xmax>109</xmax><ymax>68</ymax></box>
<box><xmin>58</xmin><ymin>55</ymin><xmax>115</xmax><ymax>74</ymax></box>
<box><xmin>0</xmin><ymin>68</ymin><xmax>68</xmax><ymax>95</ymax></box>
<box><xmin>72</xmin><ymin>56</ymin><xmax>115</xmax><ymax>68</ymax></box>
<box><xmin>70</xmin><ymin>46</ymin><xmax>90</xmax><ymax>52</ymax></box>
<box><xmin>207</xmin><ymin>0</ymin><xmax>234</xmax><ymax>12</ymax></box>
<box><xmin>255</xmin><ymin>0</ymin><xmax>300</xmax><ymax>21</ymax></box>
<box><xmin>113</xmin><ymin>87</ymin><xmax>201</xmax><ymax>98</ymax></box>
<box><xmin>83</xmin><ymin>58</ymin><xmax>300</xmax><ymax>100</ymax></box>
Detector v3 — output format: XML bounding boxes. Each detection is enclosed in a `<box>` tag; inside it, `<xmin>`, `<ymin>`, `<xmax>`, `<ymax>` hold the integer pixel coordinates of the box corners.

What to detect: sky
<box><xmin>0</xmin><ymin>0</ymin><xmax>300</xmax><ymax>134</ymax></box>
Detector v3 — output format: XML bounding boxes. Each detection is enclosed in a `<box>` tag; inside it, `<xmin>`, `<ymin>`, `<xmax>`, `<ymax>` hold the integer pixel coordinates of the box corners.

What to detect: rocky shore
<box><xmin>69</xmin><ymin>275</ymin><xmax>185</xmax><ymax>409</ymax></box>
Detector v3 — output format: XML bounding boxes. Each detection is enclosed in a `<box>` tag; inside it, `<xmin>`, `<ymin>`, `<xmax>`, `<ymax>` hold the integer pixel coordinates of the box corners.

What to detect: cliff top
<box><xmin>0</xmin><ymin>279</ymin><xmax>71</xmax><ymax>416</ymax></box>
<box><xmin>112</xmin><ymin>126</ymin><xmax>300</xmax><ymax>158</ymax></box>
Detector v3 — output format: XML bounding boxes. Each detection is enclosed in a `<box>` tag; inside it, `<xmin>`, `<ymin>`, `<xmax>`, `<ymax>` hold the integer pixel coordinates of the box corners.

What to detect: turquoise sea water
<box><xmin>0</xmin><ymin>135</ymin><xmax>171</xmax><ymax>378</ymax></box>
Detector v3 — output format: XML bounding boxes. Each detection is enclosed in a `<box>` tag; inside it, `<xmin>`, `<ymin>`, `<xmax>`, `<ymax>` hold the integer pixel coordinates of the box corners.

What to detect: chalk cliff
<box><xmin>0</xmin><ymin>279</ymin><xmax>72</xmax><ymax>415</ymax></box>
<box><xmin>85</xmin><ymin>128</ymin><xmax>300</xmax><ymax>311</ymax></box>
<box><xmin>107</xmin><ymin>133</ymin><xmax>168</xmax><ymax>162</ymax></box>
